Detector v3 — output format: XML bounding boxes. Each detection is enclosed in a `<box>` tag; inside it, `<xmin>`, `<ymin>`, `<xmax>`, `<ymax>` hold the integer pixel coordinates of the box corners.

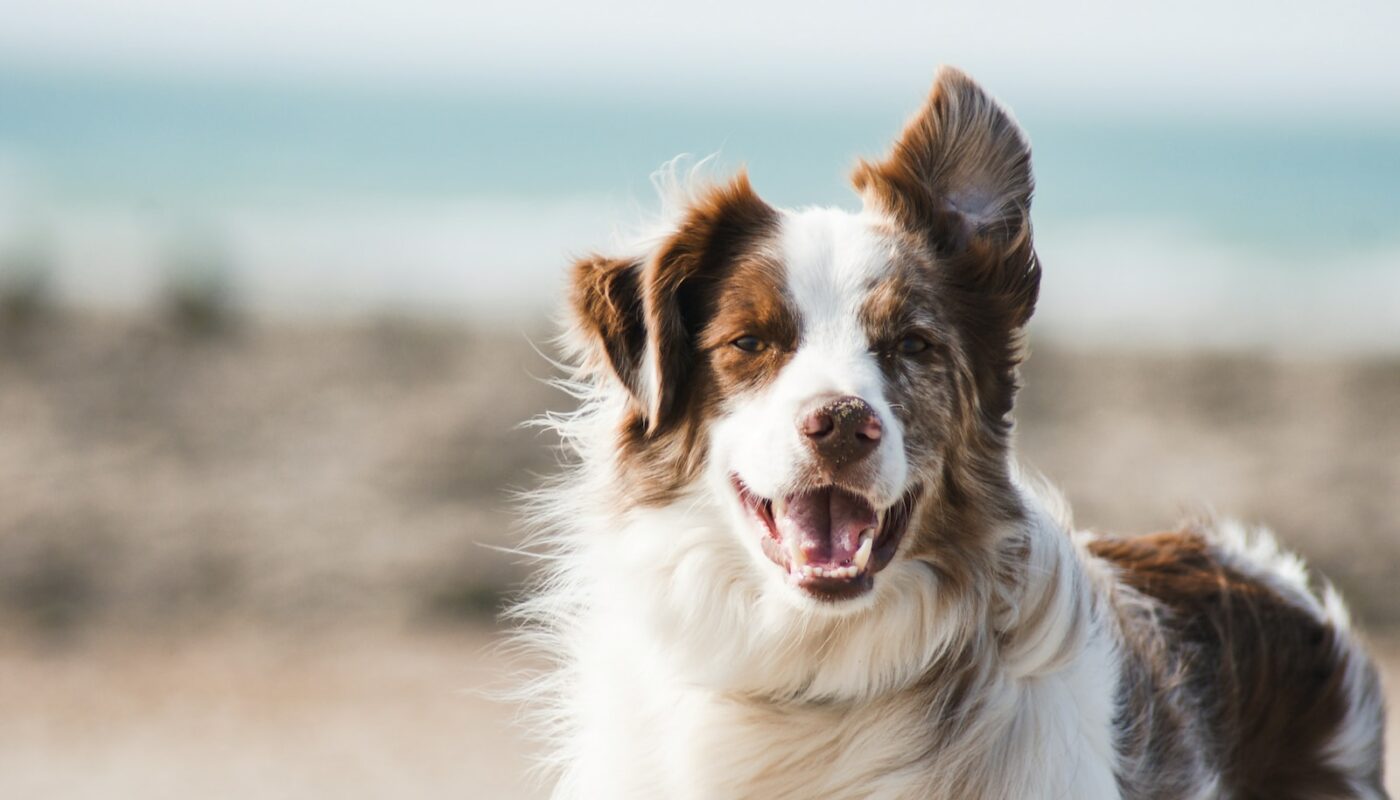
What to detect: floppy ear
<box><xmin>569</xmin><ymin>172</ymin><xmax>777</xmax><ymax>433</ymax></box>
<box><xmin>851</xmin><ymin>65</ymin><xmax>1039</xmax><ymax>329</ymax></box>
<box><xmin>569</xmin><ymin>253</ymin><xmax>649</xmax><ymax>403</ymax></box>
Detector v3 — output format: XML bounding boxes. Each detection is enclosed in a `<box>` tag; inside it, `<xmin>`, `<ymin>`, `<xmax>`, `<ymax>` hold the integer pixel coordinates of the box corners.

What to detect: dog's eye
<box><xmin>897</xmin><ymin>335</ymin><xmax>930</xmax><ymax>355</ymax></box>
<box><xmin>732</xmin><ymin>335</ymin><xmax>767</xmax><ymax>353</ymax></box>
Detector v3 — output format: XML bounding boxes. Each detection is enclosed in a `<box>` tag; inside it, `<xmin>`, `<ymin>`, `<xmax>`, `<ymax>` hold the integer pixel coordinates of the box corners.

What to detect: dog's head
<box><xmin>568</xmin><ymin>67</ymin><xmax>1038</xmax><ymax>613</ymax></box>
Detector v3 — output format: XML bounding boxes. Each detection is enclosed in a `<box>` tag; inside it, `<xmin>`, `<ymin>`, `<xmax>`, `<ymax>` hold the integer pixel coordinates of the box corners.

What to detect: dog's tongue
<box><xmin>776</xmin><ymin>487</ymin><xmax>878</xmax><ymax>565</ymax></box>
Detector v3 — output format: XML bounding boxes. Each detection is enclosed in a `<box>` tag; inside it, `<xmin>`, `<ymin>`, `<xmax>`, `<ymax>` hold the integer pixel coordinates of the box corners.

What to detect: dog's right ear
<box><xmin>570</xmin><ymin>173</ymin><xmax>777</xmax><ymax>434</ymax></box>
<box><xmin>569</xmin><ymin>253</ymin><xmax>650</xmax><ymax>409</ymax></box>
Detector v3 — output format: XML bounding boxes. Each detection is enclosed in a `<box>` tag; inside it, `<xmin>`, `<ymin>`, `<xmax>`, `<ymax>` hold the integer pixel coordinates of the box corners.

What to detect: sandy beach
<box><xmin>0</xmin><ymin>623</ymin><xmax>1393</xmax><ymax>799</ymax></box>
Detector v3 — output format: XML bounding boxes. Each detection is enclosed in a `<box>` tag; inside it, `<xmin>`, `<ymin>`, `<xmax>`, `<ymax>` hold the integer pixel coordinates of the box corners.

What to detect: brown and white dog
<box><xmin>520</xmin><ymin>67</ymin><xmax>1388</xmax><ymax>799</ymax></box>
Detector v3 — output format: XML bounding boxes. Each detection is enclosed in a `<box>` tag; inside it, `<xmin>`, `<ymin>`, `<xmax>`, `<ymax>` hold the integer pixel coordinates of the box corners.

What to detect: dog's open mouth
<box><xmin>732</xmin><ymin>476</ymin><xmax>919</xmax><ymax>601</ymax></box>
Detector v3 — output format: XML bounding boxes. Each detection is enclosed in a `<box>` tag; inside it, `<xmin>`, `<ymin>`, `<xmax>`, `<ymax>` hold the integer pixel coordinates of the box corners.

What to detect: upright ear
<box><xmin>569</xmin><ymin>172</ymin><xmax>777</xmax><ymax>434</ymax></box>
<box><xmin>851</xmin><ymin>65</ymin><xmax>1039</xmax><ymax>329</ymax></box>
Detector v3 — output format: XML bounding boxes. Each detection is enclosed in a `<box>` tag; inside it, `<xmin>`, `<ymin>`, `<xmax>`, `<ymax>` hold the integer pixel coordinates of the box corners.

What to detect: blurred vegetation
<box><xmin>0</xmin><ymin>310</ymin><xmax>1398</xmax><ymax>644</ymax></box>
<box><xmin>0</xmin><ymin>241</ymin><xmax>56</xmax><ymax>335</ymax></box>
<box><xmin>159</xmin><ymin>235</ymin><xmax>240</xmax><ymax>338</ymax></box>
<box><xmin>0</xmin><ymin>311</ymin><xmax>561</xmax><ymax>643</ymax></box>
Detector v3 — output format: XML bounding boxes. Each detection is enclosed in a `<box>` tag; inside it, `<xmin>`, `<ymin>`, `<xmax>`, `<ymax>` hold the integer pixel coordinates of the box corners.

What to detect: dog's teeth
<box><xmin>797</xmin><ymin>563</ymin><xmax>872</xmax><ymax>580</ymax></box>
<box><xmin>853</xmin><ymin>531</ymin><xmax>874</xmax><ymax>571</ymax></box>
<box><xmin>773</xmin><ymin>497</ymin><xmax>787</xmax><ymax>520</ymax></box>
<box><xmin>787</xmin><ymin>536</ymin><xmax>807</xmax><ymax>567</ymax></box>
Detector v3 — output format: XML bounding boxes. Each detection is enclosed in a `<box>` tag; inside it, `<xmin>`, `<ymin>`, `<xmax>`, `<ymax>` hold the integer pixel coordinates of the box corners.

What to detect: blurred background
<box><xmin>1</xmin><ymin>1</ymin><xmax>1397</xmax><ymax>796</ymax></box>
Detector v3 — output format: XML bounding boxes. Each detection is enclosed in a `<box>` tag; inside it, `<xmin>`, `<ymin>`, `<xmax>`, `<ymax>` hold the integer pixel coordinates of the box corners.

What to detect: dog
<box><xmin>518</xmin><ymin>66</ymin><xmax>1388</xmax><ymax>799</ymax></box>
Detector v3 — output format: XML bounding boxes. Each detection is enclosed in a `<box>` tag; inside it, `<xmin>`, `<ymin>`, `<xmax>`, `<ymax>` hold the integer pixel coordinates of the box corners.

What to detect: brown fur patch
<box><xmin>1090</xmin><ymin>530</ymin><xmax>1383</xmax><ymax>799</ymax></box>
<box><xmin>849</xmin><ymin>68</ymin><xmax>1050</xmax><ymax>623</ymax></box>
<box><xmin>852</xmin><ymin>66</ymin><xmax>1040</xmax><ymax>428</ymax></box>
<box><xmin>854</xmin><ymin>236</ymin><xmax>1029</xmax><ymax>583</ymax></box>
<box><xmin>569</xmin><ymin>254</ymin><xmax>647</xmax><ymax>400</ymax></box>
<box><xmin>569</xmin><ymin>172</ymin><xmax>786</xmax><ymax>504</ymax></box>
<box><xmin>640</xmin><ymin>172</ymin><xmax>780</xmax><ymax>432</ymax></box>
<box><xmin>697</xmin><ymin>253</ymin><xmax>797</xmax><ymax>396</ymax></box>
<box><xmin>851</xmin><ymin>65</ymin><xmax>1034</xmax><ymax>254</ymax></box>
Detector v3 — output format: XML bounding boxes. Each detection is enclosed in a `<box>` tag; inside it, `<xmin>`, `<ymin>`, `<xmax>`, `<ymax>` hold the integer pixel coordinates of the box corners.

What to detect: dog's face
<box><xmin>569</xmin><ymin>67</ymin><xmax>1039</xmax><ymax>610</ymax></box>
<box><xmin>706</xmin><ymin>209</ymin><xmax>956</xmax><ymax>604</ymax></box>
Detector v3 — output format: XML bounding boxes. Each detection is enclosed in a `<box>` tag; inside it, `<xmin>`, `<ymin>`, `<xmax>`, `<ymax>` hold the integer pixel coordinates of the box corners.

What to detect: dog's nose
<box><xmin>799</xmin><ymin>395</ymin><xmax>882</xmax><ymax>466</ymax></box>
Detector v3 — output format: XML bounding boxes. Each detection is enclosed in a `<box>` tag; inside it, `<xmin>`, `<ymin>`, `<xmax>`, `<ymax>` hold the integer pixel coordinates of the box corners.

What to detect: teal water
<box><xmin>3</xmin><ymin>70</ymin><xmax>1397</xmax><ymax>248</ymax></box>
<box><xmin>0</xmin><ymin>68</ymin><xmax>1397</xmax><ymax>343</ymax></box>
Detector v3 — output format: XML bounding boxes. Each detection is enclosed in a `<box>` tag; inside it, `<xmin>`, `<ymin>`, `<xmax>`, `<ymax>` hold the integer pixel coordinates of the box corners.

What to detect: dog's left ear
<box><xmin>851</xmin><ymin>65</ymin><xmax>1039</xmax><ymax>329</ymax></box>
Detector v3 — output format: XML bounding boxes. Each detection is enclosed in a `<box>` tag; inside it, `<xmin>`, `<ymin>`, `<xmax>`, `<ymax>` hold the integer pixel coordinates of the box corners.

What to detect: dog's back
<box><xmin>1092</xmin><ymin>525</ymin><xmax>1387</xmax><ymax>799</ymax></box>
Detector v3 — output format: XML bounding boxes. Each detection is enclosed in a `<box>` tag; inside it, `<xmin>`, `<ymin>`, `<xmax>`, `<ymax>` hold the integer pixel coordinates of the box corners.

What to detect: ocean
<box><xmin>1</xmin><ymin>68</ymin><xmax>1397</xmax><ymax>349</ymax></box>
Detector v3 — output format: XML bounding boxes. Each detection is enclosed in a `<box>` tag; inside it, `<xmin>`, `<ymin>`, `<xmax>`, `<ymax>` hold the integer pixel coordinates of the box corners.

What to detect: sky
<box><xmin>3</xmin><ymin>0</ymin><xmax>1399</xmax><ymax>117</ymax></box>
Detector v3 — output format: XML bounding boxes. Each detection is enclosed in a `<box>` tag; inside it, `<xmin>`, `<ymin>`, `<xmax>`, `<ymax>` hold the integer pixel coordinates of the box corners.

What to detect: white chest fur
<box><xmin>558</xmin><ymin>593</ymin><xmax>1123</xmax><ymax>800</ymax></box>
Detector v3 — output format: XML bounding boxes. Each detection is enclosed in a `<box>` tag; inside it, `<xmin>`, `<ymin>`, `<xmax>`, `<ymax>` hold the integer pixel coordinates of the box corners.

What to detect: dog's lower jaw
<box><xmin>733</xmin><ymin>475</ymin><xmax>923</xmax><ymax>603</ymax></box>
